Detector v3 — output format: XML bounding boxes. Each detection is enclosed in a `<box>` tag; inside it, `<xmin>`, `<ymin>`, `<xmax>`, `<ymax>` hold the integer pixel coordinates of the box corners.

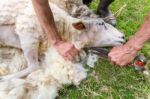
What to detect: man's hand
<box><xmin>108</xmin><ymin>45</ymin><xmax>138</xmax><ymax>66</ymax></box>
<box><xmin>54</xmin><ymin>41</ymin><xmax>79</xmax><ymax>61</ymax></box>
<box><xmin>108</xmin><ymin>12</ymin><xmax>150</xmax><ymax>66</ymax></box>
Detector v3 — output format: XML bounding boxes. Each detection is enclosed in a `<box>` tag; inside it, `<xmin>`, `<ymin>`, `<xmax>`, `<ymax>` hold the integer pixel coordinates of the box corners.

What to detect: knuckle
<box><xmin>108</xmin><ymin>53</ymin><xmax>111</xmax><ymax>56</ymax></box>
<box><xmin>115</xmin><ymin>61</ymin><xmax>121</xmax><ymax>65</ymax></box>
<box><xmin>119</xmin><ymin>63</ymin><xmax>124</xmax><ymax>66</ymax></box>
<box><xmin>117</xmin><ymin>62</ymin><xmax>125</xmax><ymax>66</ymax></box>
<box><xmin>108</xmin><ymin>54</ymin><xmax>112</xmax><ymax>58</ymax></box>
<box><xmin>111</xmin><ymin>57</ymin><xmax>117</xmax><ymax>61</ymax></box>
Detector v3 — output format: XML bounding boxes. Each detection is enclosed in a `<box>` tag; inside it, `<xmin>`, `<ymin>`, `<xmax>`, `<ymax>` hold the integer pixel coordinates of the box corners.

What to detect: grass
<box><xmin>58</xmin><ymin>0</ymin><xmax>150</xmax><ymax>99</ymax></box>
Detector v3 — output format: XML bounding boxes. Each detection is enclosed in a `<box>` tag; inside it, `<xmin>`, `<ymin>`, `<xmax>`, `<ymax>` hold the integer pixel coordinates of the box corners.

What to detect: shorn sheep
<box><xmin>0</xmin><ymin>0</ymin><xmax>125</xmax><ymax>98</ymax></box>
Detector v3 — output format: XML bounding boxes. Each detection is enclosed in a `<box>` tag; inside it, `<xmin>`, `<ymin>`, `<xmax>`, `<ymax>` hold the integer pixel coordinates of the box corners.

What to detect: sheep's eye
<box><xmin>96</xmin><ymin>22</ymin><xmax>103</xmax><ymax>25</ymax></box>
<box><xmin>97</xmin><ymin>22</ymin><xmax>108</xmax><ymax>30</ymax></box>
<box><xmin>103</xmin><ymin>23</ymin><xmax>108</xmax><ymax>30</ymax></box>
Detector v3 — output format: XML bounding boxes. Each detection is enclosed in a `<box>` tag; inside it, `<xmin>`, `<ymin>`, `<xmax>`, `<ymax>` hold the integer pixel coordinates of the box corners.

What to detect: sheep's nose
<box><xmin>121</xmin><ymin>35</ymin><xmax>125</xmax><ymax>39</ymax></box>
<box><xmin>120</xmin><ymin>34</ymin><xmax>125</xmax><ymax>40</ymax></box>
<box><xmin>119</xmin><ymin>35</ymin><xmax>126</xmax><ymax>44</ymax></box>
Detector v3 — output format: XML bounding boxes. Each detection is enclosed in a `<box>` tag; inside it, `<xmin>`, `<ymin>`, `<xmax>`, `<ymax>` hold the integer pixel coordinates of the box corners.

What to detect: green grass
<box><xmin>58</xmin><ymin>0</ymin><xmax>150</xmax><ymax>99</ymax></box>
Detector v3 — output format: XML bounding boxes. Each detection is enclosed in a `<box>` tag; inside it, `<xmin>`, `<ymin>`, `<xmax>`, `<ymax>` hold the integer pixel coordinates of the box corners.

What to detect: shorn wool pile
<box><xmin>0</xmin><ymin>0</ymin><xmax>124</xmax><ymax>99</ymax></box>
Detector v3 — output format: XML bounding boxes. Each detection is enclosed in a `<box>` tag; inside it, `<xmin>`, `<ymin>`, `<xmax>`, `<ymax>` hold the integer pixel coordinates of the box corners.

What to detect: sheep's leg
<box><xmin>0</xmin><ymin>33</ymin><xmax>40</xmax><ymax>80</ymax></box>
<box><xmin>0</xmin><ymin>25</ymin><xmax>21</xmax><ymax>48</ymax></box>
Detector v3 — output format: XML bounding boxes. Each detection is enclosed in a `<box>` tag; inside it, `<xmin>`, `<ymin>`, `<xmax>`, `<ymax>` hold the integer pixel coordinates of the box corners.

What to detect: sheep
<box><xmin>0</xmin><ymin>0</ymin><xmax>125</xmax><ymax>98</ymax></box>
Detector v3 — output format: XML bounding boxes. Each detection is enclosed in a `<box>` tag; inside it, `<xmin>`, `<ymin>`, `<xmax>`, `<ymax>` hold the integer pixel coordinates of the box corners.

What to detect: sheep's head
<box><xmin>72</xmin><ymin>18</ymin><xmax>125</xmax><ymax>49</ymax></box>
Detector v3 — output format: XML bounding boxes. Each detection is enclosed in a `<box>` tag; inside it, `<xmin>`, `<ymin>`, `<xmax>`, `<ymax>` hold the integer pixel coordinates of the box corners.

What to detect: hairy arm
<box><xmin>126</xmin><ymin>12</ymin><xmax>150</xmax><ymax>50</ymax></box>
<box><xmin>109</xmin><ymin>12</ymin><xmax>150</xmax><ymax>66</ymax></box>
<box><xmin>32</xmin><ymin>0</ymin><xmax>61</xmax><ymax>44</ymax></box>
<box><xmin>32</xmin><ymin>0</ymin><xmax>79</xmax><ymax>61</ymax></box>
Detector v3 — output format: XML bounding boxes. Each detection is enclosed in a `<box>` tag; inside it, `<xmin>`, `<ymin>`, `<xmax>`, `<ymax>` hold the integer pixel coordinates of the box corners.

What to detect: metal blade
<box><xmin>86</xmin><ymin>47</ymin><xmax>109</xmax><ymax>59</ymax></box>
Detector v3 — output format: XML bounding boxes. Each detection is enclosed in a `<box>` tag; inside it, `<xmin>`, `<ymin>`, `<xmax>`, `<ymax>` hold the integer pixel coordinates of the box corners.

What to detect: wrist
<box><xmin>122</xmin><ymin>43</ymin><xmax>139</xmax><ymax>56</ymax></box>
<box><xmin>51</xmin><ymin>39</ymin><xmax>62</xmax><ymax>45</ymax></box>
<box><xmin>125</xmin><ymin>40</ymin><xmax>143</xmax><ymax>51</ymax></box>
<box><xmin>45</xmin><ymin>28</ymin><xmax>62</xmax><ymax>45</ymax></box>
<box><xmin>47</xmin><ymin>34</ymin><xmax>62</xmax><ymax>45</ymax></box>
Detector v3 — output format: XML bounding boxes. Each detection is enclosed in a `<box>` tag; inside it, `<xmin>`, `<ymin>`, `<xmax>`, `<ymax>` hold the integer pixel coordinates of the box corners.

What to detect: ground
<box><xmin>58</xmin><ymin>0</ymin><xmax>150</xmax><ymax>99</ymax></box>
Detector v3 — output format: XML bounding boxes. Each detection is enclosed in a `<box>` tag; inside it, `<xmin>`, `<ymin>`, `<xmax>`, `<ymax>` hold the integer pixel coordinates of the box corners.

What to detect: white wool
<box><xmin>0</xmin><ymin>0</ymin><xmax>28</xmax><ymax>25</ymax></box>
<box><xmin>0</xmin><ymin>47</ymin><xmax>26</xmax><ymax>75</ymax></box>
<box><xmin>86</xmin><ymin>53</ymin><xmax>99</xmax><ymax>68</ymax></box>
<box><xmin>0</xmin><ymin>71</ymin><xmax>60</xmax><ymax>99</ymax></box>
<box><xmin>44</xmin><ymin>47</ymin><xmax>87</xmax><ymax>85</ymax></box>
<box><xmin>36</xmin><ymin>85</ymin><xmax>58</xmax><ymax>99</ymax></box>
<box><xmin>26</xmin><ymin>70</ymin><xmax>60</xmax><ymax>99</ymax></box>
<box><xmin>0</xmin><ymin>79</ymin><xmax>26</xmax><ymax>99</ymax></box>
<box><xmin>0</xmin><ymin>47</ymin><xmax>87</xmax><ymax>99</ymax></box>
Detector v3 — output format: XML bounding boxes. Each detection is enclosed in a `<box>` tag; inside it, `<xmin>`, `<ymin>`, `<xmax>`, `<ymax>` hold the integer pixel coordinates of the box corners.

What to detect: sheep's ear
<box><xmin>72</xmin><ymin>22</ymin><xmax>86</xmax><ymax>30</ymax></box>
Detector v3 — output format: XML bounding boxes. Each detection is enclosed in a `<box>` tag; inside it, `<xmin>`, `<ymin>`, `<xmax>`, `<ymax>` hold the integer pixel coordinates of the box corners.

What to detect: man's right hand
<box><xmin>54</xmin><ymin>41</ymin><xmax>79</xmax><ymax>61</ymax></box>
<box><xmin>108</xmin><ymin>44</ymin><xmax>138</xmax><ymax>66</ymax></box>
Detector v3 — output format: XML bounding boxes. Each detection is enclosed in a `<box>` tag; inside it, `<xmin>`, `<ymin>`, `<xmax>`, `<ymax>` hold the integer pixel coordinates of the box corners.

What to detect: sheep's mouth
<box><xmin>119</xmin><ymin>41</ymin><xmax>125</xmax><ymax>44</ymax></box>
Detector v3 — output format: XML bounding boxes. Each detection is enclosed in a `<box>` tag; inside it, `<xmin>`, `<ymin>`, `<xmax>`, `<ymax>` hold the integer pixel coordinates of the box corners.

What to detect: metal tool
<box><xmin>133</xmin><ymin>55</ymin><xmax>147</xmax><ymax>72</ymax></box>
<box><xmin>85</xmin><ymin>47</ymin><xmax>147</xmax><ymax>72</ymax></box>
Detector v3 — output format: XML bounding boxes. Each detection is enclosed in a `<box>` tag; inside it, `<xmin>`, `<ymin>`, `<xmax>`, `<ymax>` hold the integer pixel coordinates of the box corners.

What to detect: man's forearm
<box><xmin>126</xmin><ymin>12</ymin><xmax>150</xmax><ymax>50</ymax></box>
<box><xmin>32</xmin><ymin>0</ymin><xmax>61</xmax><ymax>44</ymax></box>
